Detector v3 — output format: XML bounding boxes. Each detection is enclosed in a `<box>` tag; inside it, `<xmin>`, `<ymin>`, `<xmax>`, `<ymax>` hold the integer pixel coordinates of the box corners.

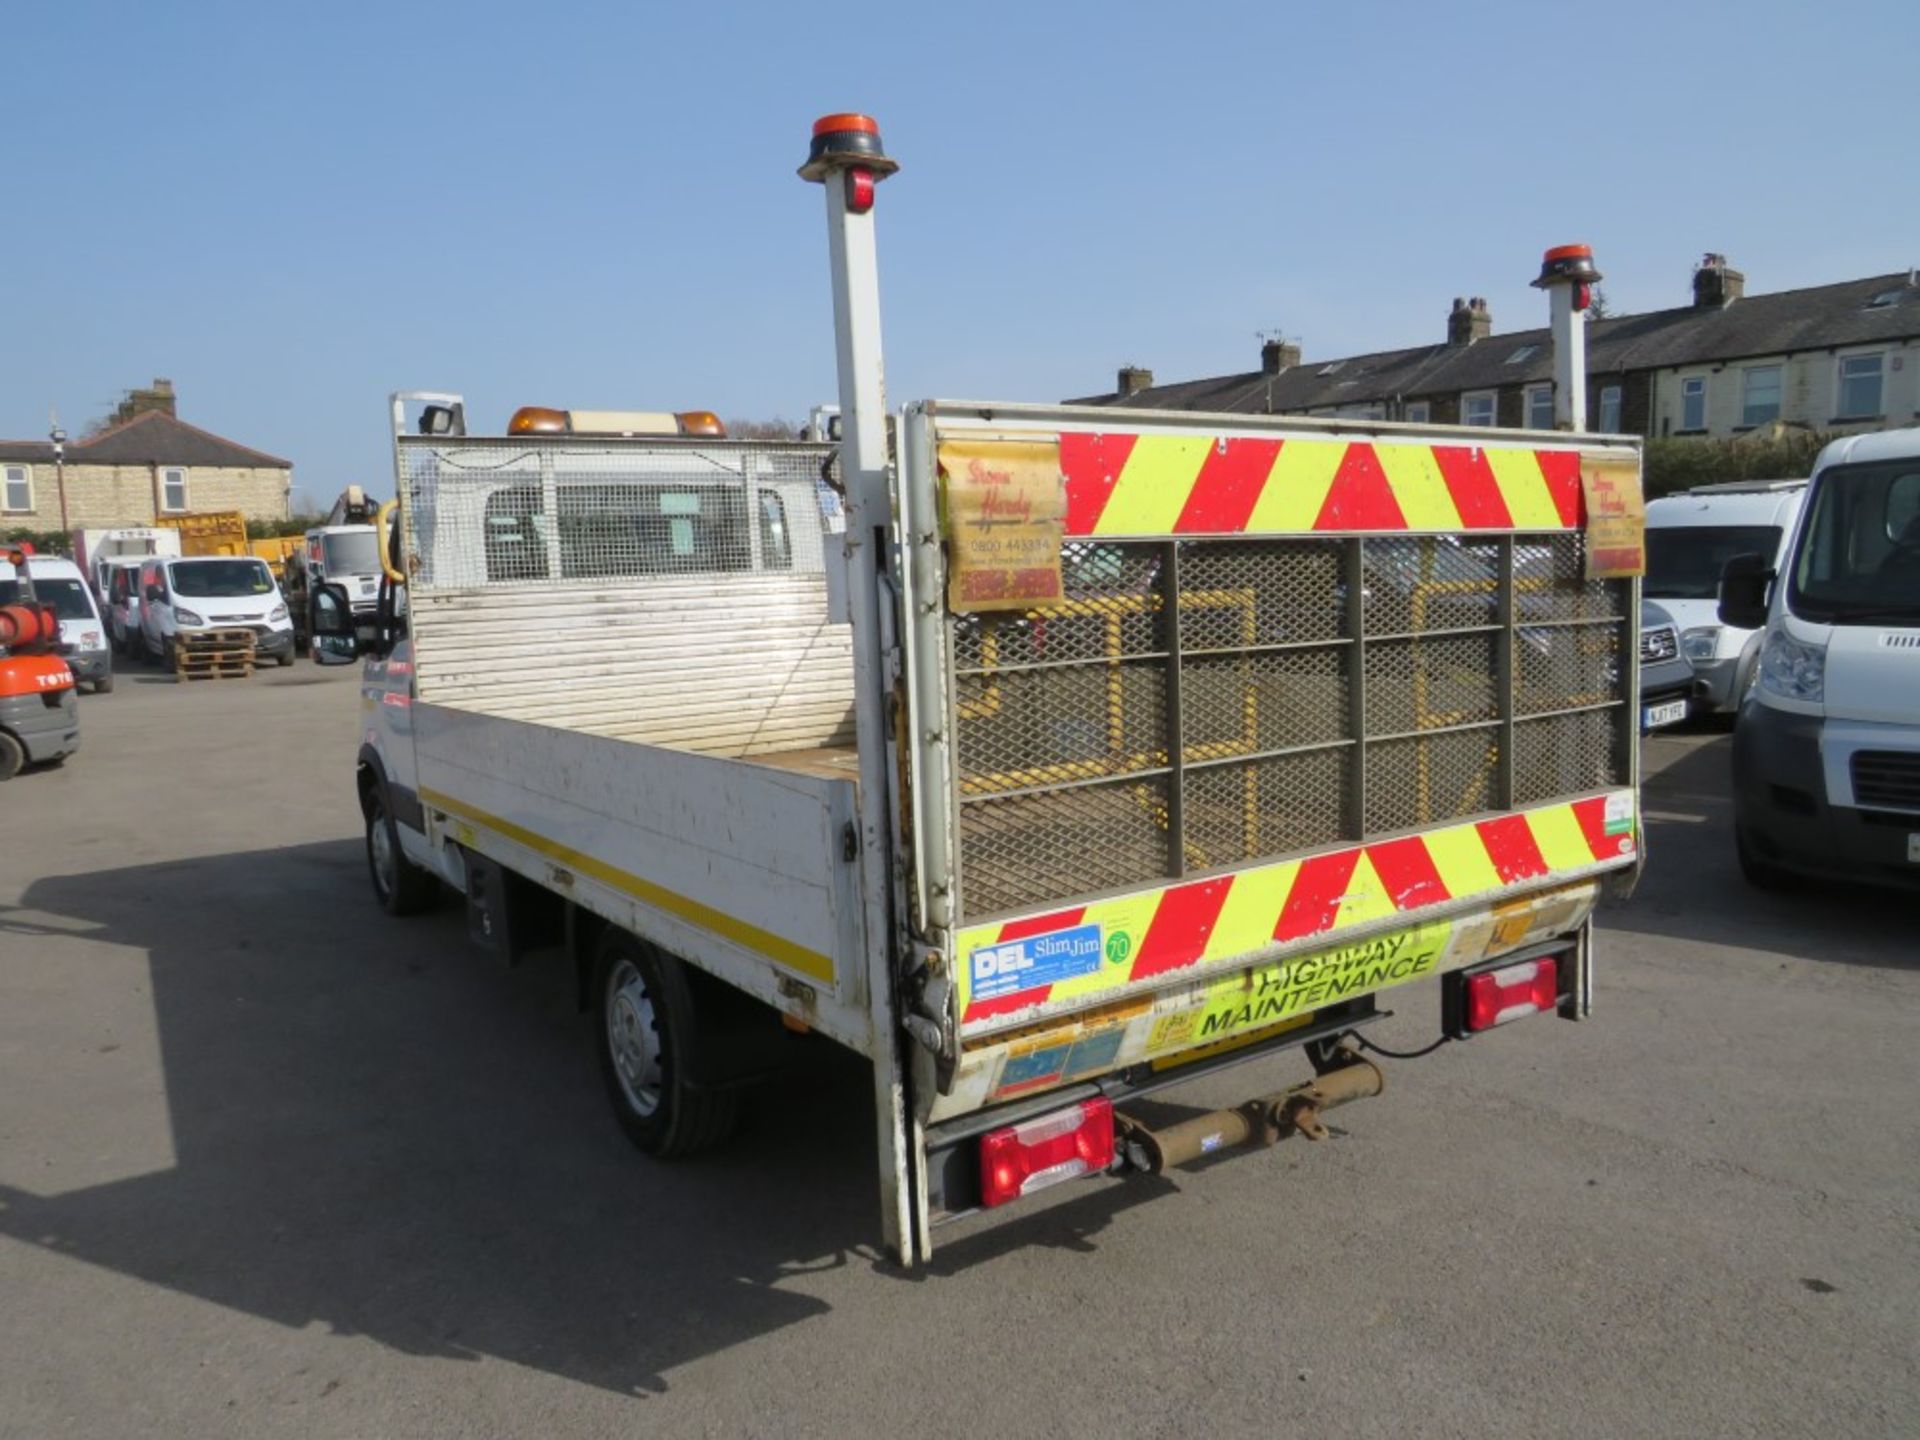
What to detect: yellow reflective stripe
<box><xmin>1092</xmin><ymin>434</ymin><xmax>1211</xmax><ymax>535</ymax></box>
<box><xmin>1202</xmin><ymin>859</ymin><xmax>1298</xmax><ymax>962</ymax></box>
<box><xmin>1373</xmin><ymin>443</ymin><xmax>1463</xmax><ymax>530</ymax></box>
<box><xmin>1527</xmin><ymin>803</ymin><xmax>1594</xmax><ymax>873</ymax></box>
<box><xmin>1423</xmin><ymin>822</ymin><xmax>1505</xmax><ymax>898</ymax></box>
<box><xmin>1245</xmin><ymin>439</ymin><xmax>1345</xmax><ymax>533</ymax></box>
<box><xmin>419</xmin><ymin>786</ymin><xmax>835</xmax><ymax>985</ymax></box>
<box><xmin>1484</xmin><ymin>448</ymin><xmax>1565</xmax><ymax>529</ymax></box>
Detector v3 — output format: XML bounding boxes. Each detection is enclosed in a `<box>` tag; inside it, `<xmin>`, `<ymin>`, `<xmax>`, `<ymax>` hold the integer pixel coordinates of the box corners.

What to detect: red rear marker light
<box><xmin>1463</xmin><ymin>957</ymin><xmax>1560</xmax><ymax>1032</ymax></box>
<box><xmin>845</xmin><ymin>167</ymin><xmax>876</xmax><ymax>214</ymax></box>
<box><xmin>979</xmin><ymin>1097</ymin><xmax>1114</xmax><ymax>1209</ymax></box>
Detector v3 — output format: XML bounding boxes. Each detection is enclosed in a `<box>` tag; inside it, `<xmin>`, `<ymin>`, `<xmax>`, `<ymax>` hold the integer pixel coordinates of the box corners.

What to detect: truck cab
<box><xmin>1723</xmin><ymin>429</ymin><xmax>1920</xmax><ymax>888</ymax></box>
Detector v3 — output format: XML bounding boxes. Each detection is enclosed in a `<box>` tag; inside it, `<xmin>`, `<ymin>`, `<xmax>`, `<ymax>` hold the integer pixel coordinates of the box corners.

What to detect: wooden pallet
<box><xmin>175</xmin><ymin>628</ymin><xmax>258</xmax><ymax>682</ymax></box>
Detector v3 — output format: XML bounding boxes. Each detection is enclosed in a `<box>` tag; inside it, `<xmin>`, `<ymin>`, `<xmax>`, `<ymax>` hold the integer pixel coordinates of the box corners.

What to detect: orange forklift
<box><xmin>0</xmin><ymin>546</ymin><xmax>81</xmax><ymax>781</ymax></box>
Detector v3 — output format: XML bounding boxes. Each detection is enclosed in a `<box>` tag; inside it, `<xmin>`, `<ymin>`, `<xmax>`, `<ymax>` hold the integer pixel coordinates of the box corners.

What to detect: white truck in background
<box><xmin>71</xmin><ymin>527</ymin><xmax>181</xmax><ymax>602</ymax></box>
<box><xmin>284</xmin><ymin>487</ymin><xmax>385</xmax><ymax>652</ymax></box>
<box><xmin>311</xmin><ymin>115</ymin><xmax>1647</xmax><ymax>1264</ymax></box>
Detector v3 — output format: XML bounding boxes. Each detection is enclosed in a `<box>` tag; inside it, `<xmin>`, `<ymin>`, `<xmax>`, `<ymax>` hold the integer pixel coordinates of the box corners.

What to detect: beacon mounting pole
<box><xmin>1533</xmin><ymin>243</ymin><xmax>1602</xmax><ymax>433</ymax></box>
<box><xmin>799</xmin><ymin>113</ymin><xmax>923</xmax><ymax>1266</ymax></box>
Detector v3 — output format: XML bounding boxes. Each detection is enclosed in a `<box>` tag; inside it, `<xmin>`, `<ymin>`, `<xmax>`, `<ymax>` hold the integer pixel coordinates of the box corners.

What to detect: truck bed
<box><xmin>411</xmin><ymin>702</ymin><xmax>873</xmax><ymax>1052</ymax></box>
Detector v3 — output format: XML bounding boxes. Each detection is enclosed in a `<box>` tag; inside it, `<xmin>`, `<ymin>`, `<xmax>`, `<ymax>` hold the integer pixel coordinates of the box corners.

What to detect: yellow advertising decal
<box><xmin>939</xmin><ymin>438</ymin><xmax>1066</xmax><ymax>612</ymax></box>
<box><xmin>1581</xmin><ymin>452</ymin><xmax>1646</xmax><ymax>579</ymax></box>
<box><xmin>1148</xmin><ymin>920</ymin><xmax>1454</xmax><ymax>1053</ymax></box>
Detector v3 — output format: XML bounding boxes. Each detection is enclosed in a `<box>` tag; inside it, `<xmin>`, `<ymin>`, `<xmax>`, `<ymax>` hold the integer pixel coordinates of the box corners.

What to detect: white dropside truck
<box><xmin>315</xmin><ymin>116</ymin><xmax>1647</xmax><ymax>1264</ymax></box>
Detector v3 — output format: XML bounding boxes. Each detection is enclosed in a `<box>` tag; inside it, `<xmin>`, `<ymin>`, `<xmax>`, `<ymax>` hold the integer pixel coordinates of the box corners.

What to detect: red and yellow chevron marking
<box><xmin>956</xmin><ymin>789</ymin><xmax>1634</xmax><ymax>1027</ymax></box>
<box><xmin>1056</xmin><ymin>431</ymin><xmax>1592</xmax><ymax>537</ymax></box>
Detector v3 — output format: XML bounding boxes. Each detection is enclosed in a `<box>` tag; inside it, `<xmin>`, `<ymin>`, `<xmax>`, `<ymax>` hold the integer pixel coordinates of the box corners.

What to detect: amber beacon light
<box><xmin>798</xmin><ymin>112</ymin><xmax>897</xmax><ymax>213</ymax></box>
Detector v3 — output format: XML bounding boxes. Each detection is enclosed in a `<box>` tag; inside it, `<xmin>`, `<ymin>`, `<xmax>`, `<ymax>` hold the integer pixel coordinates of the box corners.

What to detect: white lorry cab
<box><xmin>0</xmin><ymin>553</ymin><xmax>112</xmax><ymax>693</ymax></box>
<box><xmin>310</xmin><ymin>116</ymin><xmax>1650</xmax><ymax>1265</ymax></box>
<box><xmin>1721</xmin><ymin>429</ymin><xmax>1920</xmax><ymax>888</ymax></box>
<box><xmin>1645</xmin><ymin>480</ymin><xmax>1806</xmax><ymax>713</ymax></box>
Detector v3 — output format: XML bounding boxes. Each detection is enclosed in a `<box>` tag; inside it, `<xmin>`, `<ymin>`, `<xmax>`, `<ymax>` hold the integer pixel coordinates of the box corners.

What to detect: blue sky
<box><xmin>4</xmin><ymin>0</ymin><xmax>1913</xmax><ymax>503</ymax></box>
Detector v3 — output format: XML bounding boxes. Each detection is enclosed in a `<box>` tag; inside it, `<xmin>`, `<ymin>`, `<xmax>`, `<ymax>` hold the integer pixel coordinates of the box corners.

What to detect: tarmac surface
<box><xmin>2</xmin><ymin>658</ymin><xmax>1915</xmax><ymax>1438</ymax></box>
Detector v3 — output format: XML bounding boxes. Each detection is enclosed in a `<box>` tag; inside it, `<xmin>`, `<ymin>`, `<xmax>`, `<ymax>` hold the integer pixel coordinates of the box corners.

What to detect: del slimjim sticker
<box><xmin>969</xmin><ymin>923</ymin><xmax>1102</xmax><ymax>1001</ymax></box>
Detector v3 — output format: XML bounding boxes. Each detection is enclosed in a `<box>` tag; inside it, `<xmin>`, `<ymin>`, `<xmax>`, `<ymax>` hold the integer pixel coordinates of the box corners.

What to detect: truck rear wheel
<box><xmin>366</xmin><ymin>788</ymin><xmax>439</xmax><ymax>915</ymax></box>
<box><xmin>594</xmin><ymin>933</ymin><xmax>738</xmax><ymax>1159</ymax></box>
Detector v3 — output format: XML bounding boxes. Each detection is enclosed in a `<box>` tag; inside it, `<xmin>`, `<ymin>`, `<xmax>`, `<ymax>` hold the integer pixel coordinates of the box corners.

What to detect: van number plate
<box><xmin>1643</xmin><ymin>699</ymin><xmax>1689</xmax><ymax>730</ymax></box>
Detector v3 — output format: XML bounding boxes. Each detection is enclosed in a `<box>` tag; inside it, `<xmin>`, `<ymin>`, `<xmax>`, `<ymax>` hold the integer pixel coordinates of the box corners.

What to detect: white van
<box><xmin>1722</xmin><ymin>429</ymin><xmax>1920</xmax><ymax>889</ymax></box>
<box><xmin>0</xmin><ymin>553</ymin><xmax>113</xmax><ymax>694</ymax></box>
<box><xmin>137</xmin><ymin>555</ymin><xmax>296</xmax><ymax>669</ymax></box>
<box><xmin>1646</xmin><ymin>480</ymin><xmax>1807</xmax><ymax>713</ymax></box>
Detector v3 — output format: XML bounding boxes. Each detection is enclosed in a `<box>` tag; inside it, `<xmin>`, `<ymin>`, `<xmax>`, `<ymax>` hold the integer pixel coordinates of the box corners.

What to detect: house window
<box><xmin>1679</xmin><ymin>376</ymin><xmax>1707</xmax><ymax>431</ymax></box>
<box><xmin>1404</xmin><ymin>400</ymin><xmax>1431</xmax><ymax>424</ymax></box>
<box><xmin>160</xmin><ymin>467</ymin><xmax>188</xmax><ymax>512</ymax></box>
<box><xmin>1598</xmin><ymin>384</ymin><xmax>1623</xmax><ymax>433</ymax></box>
<box><xmin>1741</xmin><ymin>366</ymin><xmax>1782</xmax><ymax>427</ymax></box>
<box><xmin>1524</xmin><ymin>384</ymin><xmax>1555</xmax><ymax>430</ymax></box>
<box><xmin>1461</xmin><ymin>391</ymin><xmax>1496</xmax><ymax>427</ymax></box>
<box><xmin>3</xmin><ymin>465</ymin><xmax>29</xmax><ymax>512</ymax></box>
<box><xmin>1836</xmin><ymin>353</ymin><xmax>1884</xmax><ymax>419</ymax></box>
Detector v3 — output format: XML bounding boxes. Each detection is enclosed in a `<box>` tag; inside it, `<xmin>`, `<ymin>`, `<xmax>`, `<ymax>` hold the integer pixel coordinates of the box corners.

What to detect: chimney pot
<box><xmin>1117</xmin><ymin>365</ymin><xmax>1155</xmax><ymax>397</ymax></box>
<box><xmin>1693</xmin><ymin>253</ymin><xmax>1745</xmax><ymax>309</ymax></box>
<box><xmin>1260</xmin><ymin>338</ymin><xmax>1302</xmax><ymax>375</ymax></box>
<box><xmin>1448</xmin><ymin>295</ymin><xmax>1493</xmax><ymax>346</ymax></box>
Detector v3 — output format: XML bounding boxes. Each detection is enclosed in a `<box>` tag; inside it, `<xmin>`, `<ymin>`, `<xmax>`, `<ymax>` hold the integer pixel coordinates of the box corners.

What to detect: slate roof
<box><xmin>1068</xmin><ymin>271</ymin><xmax>1920</xmax><ymax>414</ymax></box>
<box><xmin>0</xmin><ymin>410</ymin><xmax>291</xmax><ymax>469</ymax></box>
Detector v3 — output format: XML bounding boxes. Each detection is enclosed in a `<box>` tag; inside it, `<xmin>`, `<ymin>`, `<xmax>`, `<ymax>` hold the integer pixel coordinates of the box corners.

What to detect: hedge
<box><xmin>1642</xmin><ymin>430</ymin><xmax>1830</xmax><ymax>500</ymax></box>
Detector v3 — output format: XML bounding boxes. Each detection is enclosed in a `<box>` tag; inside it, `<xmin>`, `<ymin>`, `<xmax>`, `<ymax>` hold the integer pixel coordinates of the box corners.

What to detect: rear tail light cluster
<box><xmin>979</xmin><ymin>1097</ymin><xmax>1115</xmax><ymax>1208</ymax></box>
<box><xmin>1458</xmin><ymin>956</ymin><xmax>1561</xmax><ymax>1034</ymax></box>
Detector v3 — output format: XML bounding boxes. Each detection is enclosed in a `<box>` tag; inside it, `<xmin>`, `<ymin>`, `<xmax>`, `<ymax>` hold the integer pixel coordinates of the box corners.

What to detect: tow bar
<box><xmin>1114</xmin><ymin>1054</ymin><xmax>1385</xmax><ymax>1174</ymax></box>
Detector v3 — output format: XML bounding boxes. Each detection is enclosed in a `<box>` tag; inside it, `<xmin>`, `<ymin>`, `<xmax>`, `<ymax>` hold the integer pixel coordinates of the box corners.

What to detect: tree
<box><xmin>1586</xmin><ymin>286</ymin><xmax>1613</xmax><ymax>320</ymax></box>
<box><xmin>724</xmin><ymin>416</ymin><xmax>803</xmax><ymax>440</ymax></box>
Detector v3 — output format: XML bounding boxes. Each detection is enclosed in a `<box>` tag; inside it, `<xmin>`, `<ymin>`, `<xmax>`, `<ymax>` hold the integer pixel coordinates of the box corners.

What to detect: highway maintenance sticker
<box><xmin>1147</xmin><ymin>920</ymin><xmax>1453</xmax><ymax>1051</ymax></box>
<box><xmin>970</xmin><ymin>922</ymin><xmax>1104</xmax><ymax>1002</ymax></box>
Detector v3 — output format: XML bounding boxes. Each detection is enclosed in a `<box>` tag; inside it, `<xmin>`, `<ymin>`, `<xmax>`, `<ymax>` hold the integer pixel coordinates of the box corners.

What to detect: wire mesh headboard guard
<box><xmin>395</xmin><ymin>438</ymin><xmax>839</xmax><ymax>592</ymax></box>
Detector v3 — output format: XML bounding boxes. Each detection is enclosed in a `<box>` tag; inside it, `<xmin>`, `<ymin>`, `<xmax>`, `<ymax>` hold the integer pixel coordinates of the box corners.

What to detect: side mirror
<box><xmin>145</xmin><ymin>584</ymin><xmax>165</xmax><ymax>602</ymax></box>
<box><xmin>1717</xmin><ymin>551</ymin><xmax>1774</xmax><ymax>630</ymax></box>
<box><xmin>310</xmin><ymin>582</ymin><xmax>363</xmax><ymax>666</ymax></box>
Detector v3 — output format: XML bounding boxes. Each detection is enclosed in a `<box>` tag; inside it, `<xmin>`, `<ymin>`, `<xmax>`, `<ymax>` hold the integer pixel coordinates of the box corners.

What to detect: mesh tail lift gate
<box><xmin>924</xmin><ymin>421</ymin><xmax>1639</xmax><ymax>930</ymax></box>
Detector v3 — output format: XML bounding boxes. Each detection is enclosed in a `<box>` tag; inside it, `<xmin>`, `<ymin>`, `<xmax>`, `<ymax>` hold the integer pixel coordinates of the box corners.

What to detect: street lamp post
<box><xmin>49</xmin><ymin>422</ymin><xmax>69</xmax><ymax>537</ymax></box>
